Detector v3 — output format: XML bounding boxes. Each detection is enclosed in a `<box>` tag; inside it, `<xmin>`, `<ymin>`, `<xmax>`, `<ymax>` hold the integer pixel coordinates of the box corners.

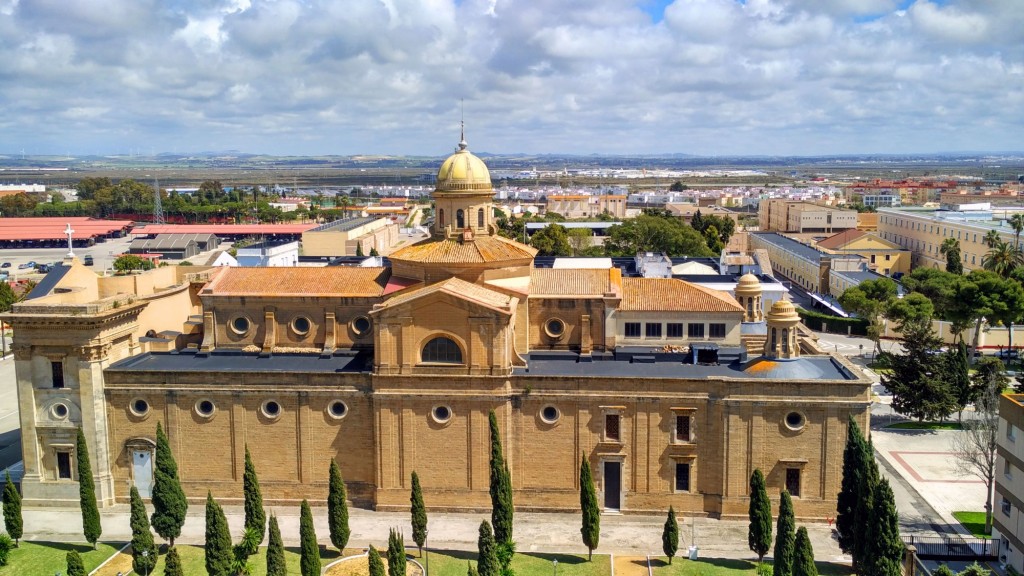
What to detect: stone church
<box><xmin>3</xmin><ymin>135</ymin><xmax>870</xmax><ymax>519</ymax></box>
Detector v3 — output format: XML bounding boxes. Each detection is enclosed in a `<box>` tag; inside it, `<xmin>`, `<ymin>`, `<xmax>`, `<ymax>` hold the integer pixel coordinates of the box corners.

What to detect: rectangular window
<box><xmin>688</xmin><ymin>323</ymin><xmax>705</xmax><ymax>338</ymax></box>
<box><xmin>645</xmin><ymin>323</ymin><xmax>662</xmax><ymax>338</ymax></box>
<box><xmin>624</xmin><ymin>322</ymin><xmax>641</xmax><ymax>338</ymax></box>
<box><xmin>675</xmin><ymin>415</ymin><xmax>691</xmax><ymax>442</ymax></box>
<box><xmin>667</xmin><ymin>323</ymin><xmax>684</xmax><ymax>338</ymax></box>
<box><xmin>675</xmin><ymin>462</ymin><xmax>691</xmax><ymax>492</ymax></box>
<box><xmin>709</xmin><ymin>324</ymin><xmax>726</xmax><ymax>339</ymax></box>
<box><xmin>605</xmin><ymin>414</ymin><xmax>620</xmax><ymax>442</ymax></box>
<box><xmin>1004</xmin><ymin>459</ymin><xmax>1012</xmax><ymax>479</ymax></box>
<box><xmin>885</xmin><ymin>254</ymin><xmax>891</xmax><ymax>261</ymax></box>
<box><xmin>786</xmin><ymin>468</ymin><xmax>801</xmax><ymax>497</ymax></box>
<box><xmin>1009</xmin><ymin>424</ymin><xmax>1017</xmax><ymax>442</ymax></box>
<box><xmin>1002</xmin><ymin>498</ymin><xmax>1012</xmax><ymax>516</ymax></box>
<box><xmin>56</xmin><ymin>451</ymin><xmax>72</xmax><ymax>480</ymax></box>
<box><xmin>51</xmin><ymin>361</ymin><xmax>65</xmax><ymax>389</ymax></box>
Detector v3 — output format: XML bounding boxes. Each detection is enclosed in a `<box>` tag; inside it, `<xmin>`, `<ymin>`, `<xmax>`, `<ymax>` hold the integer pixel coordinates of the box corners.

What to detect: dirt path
<box><xmin>91</xmin><ymin>550</ymin><xmax>134</xmax><ymax>576</ymax></box>
<box><xmin>615</xmin><ymin>555</ymin><xmax>651</xmax><ymax>576</ymax></box>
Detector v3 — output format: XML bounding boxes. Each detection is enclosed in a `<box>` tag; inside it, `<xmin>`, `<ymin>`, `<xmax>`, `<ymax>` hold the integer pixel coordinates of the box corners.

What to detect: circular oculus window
<box><xmin>351</xmin><ymin>316</ymin><xmax>372</xmax><ymax>336</ymax></box>
<box><xmin>544</xmin><ymin>318</ymin><xmax>566</xmax><ymax>339</ymax></box>
<box><xmin>785</xmin><ymin>411</ymin><xmax>806</xmax><ymax>431</ymax></box>
<box><xmin>431</xmin><ymin>405</ymin><xmax>453</xmax><ymax>424</ymax></box>
<box><xmin>230</xmin><ymin>316</ymin><xmax>251</xmax><ymax>336</ymax></box>
<box><xmin>51</xmin><ymin>402</ymin><xmax>69</xmax><ymax>420</ymax></box>
<box><xmin>291</xmin><ymin>316</ymin><xmax>311</xmax><ymax>336</ymax></box>
<box><xmin>540</xmin><ymin>405</ymin><xmax>560</xmax><ymax>424</ymax></box>
<box><xmin>327</xmin><ymin>400</ymin><xmax>349</xmax><ymax>420</ymax></box>
<box><xmin>195</xmin><ymin>399</ymin><xmax>216</xmax><ymax>418</ymax></box>
<box><xmin>261</xmin><ymin>400</ymin><xmax>282</xmax><ymax>419</ymax></box>
<box><xmin>130</xmin><ymin>398</ymin><xmax>150</xmax><ymax>417</ymax></box>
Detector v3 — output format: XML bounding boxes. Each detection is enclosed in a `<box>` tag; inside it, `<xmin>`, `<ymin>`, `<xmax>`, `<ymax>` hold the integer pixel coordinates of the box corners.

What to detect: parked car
<box><xmin>0</xmin><ymin>262</ymin><xmax>10</xmax><ymax>268</ymax></box>
<box><xmin>83</xmin><ymin>255</ymin><xmax>94</xmax><ymax>266</ymax></box>
<box><xmin>18</xmin><ymin>261</ymin><xmax>36</xmax><ymax>269</ymax></box>
<box><xmin>36</xmin><ymin>264</ymin><xmax>51</xmax><ymax>274</ymax></box>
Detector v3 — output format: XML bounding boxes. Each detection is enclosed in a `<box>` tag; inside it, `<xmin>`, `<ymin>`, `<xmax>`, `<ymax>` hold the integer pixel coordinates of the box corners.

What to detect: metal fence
<box><xmin>902</xmin><ymin>534</ymin><xmax>999</xmax><ymax>560</ymax></box>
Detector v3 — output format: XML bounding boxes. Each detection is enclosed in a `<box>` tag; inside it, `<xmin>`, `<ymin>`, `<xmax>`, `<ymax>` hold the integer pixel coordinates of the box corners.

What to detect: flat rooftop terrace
<box><xmin>108</xmin><ymin>350</ymin><xmax>371</xmax><ymax>373</ymax></box>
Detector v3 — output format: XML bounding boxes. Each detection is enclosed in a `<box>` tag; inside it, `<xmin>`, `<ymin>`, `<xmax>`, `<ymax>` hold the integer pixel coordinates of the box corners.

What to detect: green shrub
<box><xmin>0</xmin><ymin>533</ymin><xmax>12</xmax><ymax>566</ymax></box>
<box><xmin>797</xmin><ymin>307</ymin><xmax>869</xmax><ymax>336</ymax></box>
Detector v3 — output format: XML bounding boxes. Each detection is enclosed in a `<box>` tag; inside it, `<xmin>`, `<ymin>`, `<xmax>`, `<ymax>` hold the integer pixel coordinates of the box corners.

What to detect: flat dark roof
<box><xmin>514</xmin><ymin>352</ymin><xmax>856</xmax><ymax>380</ymax></box>
<box><xmin>107</xmin><ymin>350</ymin><xmax>371</xmax><ymax>373</ymax></box>
<box><xmin>751</xmin><ymin>232</ymin><xmax>825</xmax><ymax>264</ymax></box>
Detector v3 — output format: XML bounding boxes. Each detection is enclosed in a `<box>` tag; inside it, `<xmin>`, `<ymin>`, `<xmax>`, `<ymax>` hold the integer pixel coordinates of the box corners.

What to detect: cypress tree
<box><xmin>774</xmin><ymin>491</ymin><xmax>795</xmax><ymax>576</ymax></box>
<box><xmin>151</xmin><ymin>422</ymin><xmax>188</xmax><ymax>547</ymax></box>
<box><xmin>852</xmin><ymin>441</ymin><xmax>879</xmax><ymax>570</ymax></box>
<box><xmin>388</xmin><ymin>527</ymin><xmax>408</xmax><ymax>576</ymax></box>
<box><xmin>662</xmin><ymin>506</ymin><xmax>679</xmax><ymax>564</ymax></box>
<box><xmin>488</xmin><ymin>411</ymin><xmax>514</xmax><ymax>553</ymax></box>
<box><xmin>792</xmin><ymin>527</ymin><xmax>818</xmax><ymax>576</ymax></box>
<box><xmin>243</xmin><ymin>446</ymin><xmax>266</xmax><ymax>543</ymax></box>
<box><xmin>836</xmin><ymin>416</ymin><xmax>866</xmax><ymax>556</ymax></box>
<box><xmin>164</xmin><ymin>546</ymin><xmax>184</xmax><ymax>576</ymax></box>
<box><xmin>300</xmin><ymin>499</ymin><xmax>321</xmax><ymax>576</ymax></box>
<box><xmin>129</xmin><ymin>486</ymin><xmax>157</xmax><ymax>575</ymax></box>
<box><xmin>328</xmin><ymin>458</ymin><xmax>351</xmax><ymax>554</ymax></box>
<box><xmin>863</xmin><ymin>479</ymin><xmax>903</xmax><ymax>576</ymax></box>
<box><xmin>579</xmin><ymin>455</ymin><xmax>600</xmax><ymax>561</ymax></box>
<box><xmin>747</xmin><ymin>469</ymin><xmax>772</xmax><ymax>563</ymax></box>
<box><xmin>476</xmin><ymin>521</ymin><xmax>498</xmax><ymax>576</ymax></box>
<box><xmin>205</xmin><ymin>492</ymin><xmax>234</xmax><ymax>576</ymax></box>
<box><xmin>369</xmin><ymin>545</ymin><xmax>386</xmax><ymax>576</ymax></box>
<box><xmin>266</xmin><ymin>514</ymin><xmax>286</xmax><ymax>576</ymax></box>
<box><xmin>76</xmin><ymin>426</ymin><xmax>102</xmax><ymax>549</ymax></box>
<box><xmin>2</xmin><ymin>471</ymin><xmax>22</xmax><ymax>546</ymax></box>
<box><xmin>410</xmin><ymin>471</ymin><xmax>428</xmax><ymax>555</ymax></box>
<box><xmin>66</xmin><ymin>550</ymin><xmax>86</xmax><ymax>576</ymax></box>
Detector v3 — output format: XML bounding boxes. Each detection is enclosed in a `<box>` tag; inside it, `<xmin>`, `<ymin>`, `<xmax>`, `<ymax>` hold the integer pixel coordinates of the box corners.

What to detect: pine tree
<box><xmin>369</xmin><ymin>545</ymin><xmax>386</xmax><ymax>576</ymax></box>
<box><xmin>476</xmin><ymin>521</ymin><xmax>499</xmax><ymax>576</ymax></box>
<box><xmin>164</xmin><ymin>546</ymin><xmax>184</xmax><ymax>576</ymax></box>
<box><xmin>748</xmin><ymin>469</ymin><xmax>772</xmax><ymax>563</ymax></box>
<box><xmin>266</xmin><ymin>515</ymin><xmax>286</xmax><ymax>576</ymax></box>
<box><xmin>328</xmin><ymin>458</ymin><xmax>351</xmax><ymax>554</ymax></box>
<box><xmin>836</xmin><ymin>416</ymin><xmax>867</xmax><ymax>556</ymax></box>
<box><xmin>2</xmin><ymin>471</ymin><xmax>22</xmax><ymax>546</ymax></box>
<box><xmin>151</xmin><ymin>422</ymin><xmax>188</xmax><ymax>547</ymax></box>
<box><xmin>852</xmin><ymin>441</ymin><xmax>879</xmax><ymax>570</ymax></box>
<box><xmin>579</xmin><ymin>455</ymin><xmax>600</xmax><ymax>561</ymax></box>
<box><xmin>792</xmin><ymin>527</ymin><xmax>818</xmax><ymax>576</ymax></box>
<box><xmin>388</xmin><ymin>527</ymin><xmax>408</xmax><ymax>576</ymax></box>
<box><xmin>243</xmin><ymin>446</ymin><xmax>266</xmax><ymax>543</ymax></box>
<box><xmin>488</xmin><ymin>411</ymin><xmax>514</xmax><ymax>559</ymax></box>
<box><xmin>774</xmin><ymin>491</ymin><xmax>795</xmax><ymax>576</ymax></box>
<box><xmin>863</xmin><ymin>479</ymin><xmax>903</xmax><ymax>576</ymax></box>
<box><xmin>662</xmin><ymin>506</ymin><xmax>679</xmax><ymax>564</ymax></box>
<box><xmin>66</xmin><ymin>550</ymin><xmax>86</xmax><ymax>576</ymax></box>
<box><xmin>129</xmin><ymin>486</ymin><xmax>157</xmax><ymax>575</ymax></box>
<box><xmin>300</xmin><ymin>499</ymin><xmax>321</xmax><ymax>576</ymax></box>
<box><xmin>410</xmin><ymin>471</ymin><xmax>428</xmax><ymax>555</ymax></box>
<box><xmin>76</xmin><ymin>427</ymin><xmax>102</xmax><ymax>549</ymax></box>
<box><xmin>205</xmin><ymin>492</ymin><xmax>234</xmax><ymax>576</ymax></box>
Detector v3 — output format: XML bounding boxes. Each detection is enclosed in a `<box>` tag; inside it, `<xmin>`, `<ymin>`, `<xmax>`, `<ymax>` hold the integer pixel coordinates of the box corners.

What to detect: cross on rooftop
<box><xmin>64</xmin><ymin>222</ymin><xmax>74</xmax><ymax>258</ymax></box>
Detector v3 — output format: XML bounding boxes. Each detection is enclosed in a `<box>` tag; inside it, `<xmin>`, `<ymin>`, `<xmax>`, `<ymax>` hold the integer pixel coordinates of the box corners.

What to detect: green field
<box><xmin>886</xmin><ymin>421</ymin><xmax>962</xmax><ymax>430</ymax></box>
<box><xmin>649</xmin><ymin>557</ymin><xmax>853</xmax><ymax>576</ymax></box>
<box><xmin>415</xmin><ymin>550</ymin><xmax>610</xmax><ymax>576</ymax></box>
<box><xmin>952</xmin><ymin>511</ymin><xmax>992</xmax><ymax>538</ymax></box>
<box><xmin>139</xmin><ymin>544</ymin><xmax>332</xmax><ymax>575</ymax></box>
<box><xmin>0</xmin><ymin>541</ymin><xmax>122</xmax><ymax>576</ymax></box>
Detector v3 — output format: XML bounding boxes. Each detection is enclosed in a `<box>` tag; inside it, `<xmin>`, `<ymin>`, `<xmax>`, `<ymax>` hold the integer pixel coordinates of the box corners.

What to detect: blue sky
<box><xmin>0</xmin><ymin>0</ymin><xmax>1020</xmax><ymax>157</ymax></box>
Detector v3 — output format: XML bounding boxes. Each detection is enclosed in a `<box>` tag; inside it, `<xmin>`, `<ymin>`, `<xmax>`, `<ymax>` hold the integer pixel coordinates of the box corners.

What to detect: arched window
<box><xmin>422</xmin><ymin>336</ymin><xmax>463</xmax><ymax>364</ymax></box>
<box><xmin>456</xmin><ymin>209</ymin><xmax>465</xmax><ymax>229</ymax></box>
<box><xmin>746</xmin><ymin>298</ymin><xmax>753</xmax><ymax>317</ymax></box>
<box><xmin>770</xmin><ymin>328</ymin><xmax>777</xmax><ymax>351</ymax></box>
<box><xmin>439</xmin><ymin>209</ymin><xmax>445</xmax><ymax>227</ymax></box>
<box><xmin>781</xmin><ymin>328</ymin><xmax>789</xmax><ymax>354</ymax></box>
<box><xmin>477</xmin><ymin>208</ymin><xmax>485</xmax><ymax>228</ymax></box>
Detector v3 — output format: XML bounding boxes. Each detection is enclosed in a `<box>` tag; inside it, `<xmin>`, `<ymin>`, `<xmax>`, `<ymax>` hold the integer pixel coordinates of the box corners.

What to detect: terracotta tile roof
<box><xmin>529</xmin><ymin>268</ymin><xmax>622</xmax><ymax>297</ymax></box>
<box><xmin>389</xmin><ymin>235</ymin><xmax>537</xmax><ymax>264</ymax></box>
<box><xmin>375</xmin><ymin>277</ymin><xmax>514</xmax><ymax>313</ymax></box>
<box><xmin>203</xmin><ymin>267</ymin><xmax>391</xmax><ymax>297</ymax></box>
<box><xmin>816</xmin><ymin>229</ymin><xmax>867</xmax><ymax>250</ymax></box>
<box><xmin>620</xmin><ymin>278</ymin><xmax>743</xmax><ymax>312</ymax></box>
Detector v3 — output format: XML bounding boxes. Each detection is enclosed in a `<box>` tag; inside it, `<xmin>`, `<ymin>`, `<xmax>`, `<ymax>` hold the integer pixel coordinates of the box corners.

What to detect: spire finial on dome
<box><xmin>458</xmin><ymin>99</ymin><xmax>468</xmax><ymax>151</ymax></box>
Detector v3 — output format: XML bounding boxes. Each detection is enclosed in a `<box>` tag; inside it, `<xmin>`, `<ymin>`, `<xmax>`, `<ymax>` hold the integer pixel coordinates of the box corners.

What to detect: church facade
<box><xmin>4</xmin><ymin>136</ymin><xmax>871</xmax><ymax>519</ymax></box>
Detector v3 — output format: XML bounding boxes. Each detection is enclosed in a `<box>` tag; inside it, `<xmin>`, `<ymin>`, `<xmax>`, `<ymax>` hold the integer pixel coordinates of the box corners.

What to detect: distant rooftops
<box><xmin>308</xmin><ymin>216</ymin><xmax>380</xmax><ymax>233</ymax></box>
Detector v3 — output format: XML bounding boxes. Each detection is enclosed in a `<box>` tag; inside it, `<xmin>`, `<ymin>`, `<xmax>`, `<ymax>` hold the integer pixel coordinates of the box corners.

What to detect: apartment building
<box><xmin>994</xmin><ymin>393</ymin><xmax>1024</xmax><ymax>575</ymax></box>
<box><xmin>546</xmin><ymin>194</ymin><xmax>627</xmax><ymax>219</ymax></box>
<box><xmin>748</xmin><ymin>232</ymin><xmax>865</xmax><ymax>295</ymax></box>
<box><xmin>758</xmin><ymin>199</ymin><xmax>857</xmax><ymax>233</ymax></box>
<box><xmin>876</xmin><ymin>207</ymin><xmax>1022</xmax><ymax>271</ymax></box>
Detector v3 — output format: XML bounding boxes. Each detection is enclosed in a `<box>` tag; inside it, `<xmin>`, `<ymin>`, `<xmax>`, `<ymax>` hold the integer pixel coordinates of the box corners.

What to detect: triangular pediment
<box><xmin>371</xmin><ymin>277</ymin><xmax>516</xmax><ymax>316</ymax></box>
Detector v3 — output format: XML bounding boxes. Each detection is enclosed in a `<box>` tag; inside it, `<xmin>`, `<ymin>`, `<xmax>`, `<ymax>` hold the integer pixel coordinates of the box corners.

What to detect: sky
<box><xmin>0</xmin><ymin>0</ymin><xmax>1021</xmax><ymax>157</ymax></box>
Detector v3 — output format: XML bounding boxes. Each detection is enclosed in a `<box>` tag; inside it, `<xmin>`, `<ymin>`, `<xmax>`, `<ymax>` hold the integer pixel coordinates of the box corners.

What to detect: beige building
<box><xmin>876</xmin><ymin>208</ymin><xmax>1022</xmax><ymax>271</ymax></box>
<box><xmin>815</xmin><ymin>230</ymin><xmax>910</xmax><ymax>277</ymax></box>
<box><xmin>995</xmin><ymin>393</ymin><xmax>1024</xmax><ymax>575</ymax></box>
<box><xmin>759</xmin><ymin>199</ymin><xmax>857</xmax><ymax>234</ymax></box>
<box><xmin>4</xmin><ymin>135</ymin><xmax>871</xmax><ymax>520</ymax></box>
<box><xmin>302</xmin><ymin>216</ymin><xmax>400</xmax><ymax>257</ymax></box>
<box><xmin>665</xmin><ymin>204</ymin><xmax>741</xmax><ymax>227</ymax></box>
<box><xmin>545</xmin><ymin>194</ymin><xmax>627</xmax><ymax>219</ymax></box>
<box><xmin>748</xmin><ymin>232</ymin><xmax>865</xmax><ymax>296</ymax></box>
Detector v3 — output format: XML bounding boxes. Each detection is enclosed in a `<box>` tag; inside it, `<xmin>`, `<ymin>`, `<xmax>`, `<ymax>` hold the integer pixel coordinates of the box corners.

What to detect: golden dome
<box><xmin>435</xmin><ymin>138</ymin><xmax>492</xmax><ymax>194</ymax></box>
<box><xmin>766</xmin><ymin>299</ymin><xmax>800</xmax><ymax>324</ymax></box>
<box><xmin>734</xmin><ymin>273</ymin><xmax>762</xmax><ymax>296</ymax></box>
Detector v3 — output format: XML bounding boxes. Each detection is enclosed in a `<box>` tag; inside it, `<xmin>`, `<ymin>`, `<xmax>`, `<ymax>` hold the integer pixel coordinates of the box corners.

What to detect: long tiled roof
<box><xmin>389</xmin><ymin>235</ymin><xmax>537</xmax><ymax>264</ymax></box>
<box><xmin>816</xmin><ymin>229</ymin><xmax>867</xmax><ymax>250</ymax></box>
<box><xmin>375</xmin><ymin>277</ymin><xmax>514</xmax><ymax>313</ymax></box>
<box><xmin>202</xmin><ymin>267</ymin><xmax>391</xmax><ymax>297</ymax></box>
<box><xmin>529</xmin><ymin>268</ymin><xmax>622</xmax><ymax>297</ymax></box>
<box><xmin>620</xmin><ymin>277</ymin><xmax>743</xmax><ymax>312</ymax></box>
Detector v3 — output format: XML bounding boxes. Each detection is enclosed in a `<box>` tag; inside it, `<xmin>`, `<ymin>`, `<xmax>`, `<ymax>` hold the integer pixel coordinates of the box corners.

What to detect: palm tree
<box><xmin>1011</xmin><ymin>214</ymin><xmax>1024</xmax><ymax>250</ymax></box>
<box><xmin>982</xmin><ymin>240</ymin><xmax>1024</xmax><ymax>278</ymax></box>
<box><xmin>984</xmin><ymin>229</ymin><xmax>1002</xmax><ymax>249</ymax></box>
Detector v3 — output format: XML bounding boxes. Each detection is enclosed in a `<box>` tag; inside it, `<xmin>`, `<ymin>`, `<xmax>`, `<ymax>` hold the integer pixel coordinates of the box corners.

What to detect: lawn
<box><xmin>0</xmin><ymin>541</ymin><xmax>122</xmax><ymax>576</ymax></box>
<box><xmin>952</xmin><ymin>511</ymin><xmax>992</xmax><ymax>538</ymax></box>
<box><xmin>649</xmin><ymin>557</ymin><xmax>853</xmax><ymax>576</ymax></box>
<box><xmin>135</xmin><ymin>544</ymin><xmax>338</xmax><ymax>575</ymax></box>
<box><xmin>886</xmin><ymin>421</ymin><xmax>962</xmax><ymax>430</ymax></box>
<box><xmin>415</xmin><ymin>549</ymin><xmax>611</xmax><ymax>576</ymax></box>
